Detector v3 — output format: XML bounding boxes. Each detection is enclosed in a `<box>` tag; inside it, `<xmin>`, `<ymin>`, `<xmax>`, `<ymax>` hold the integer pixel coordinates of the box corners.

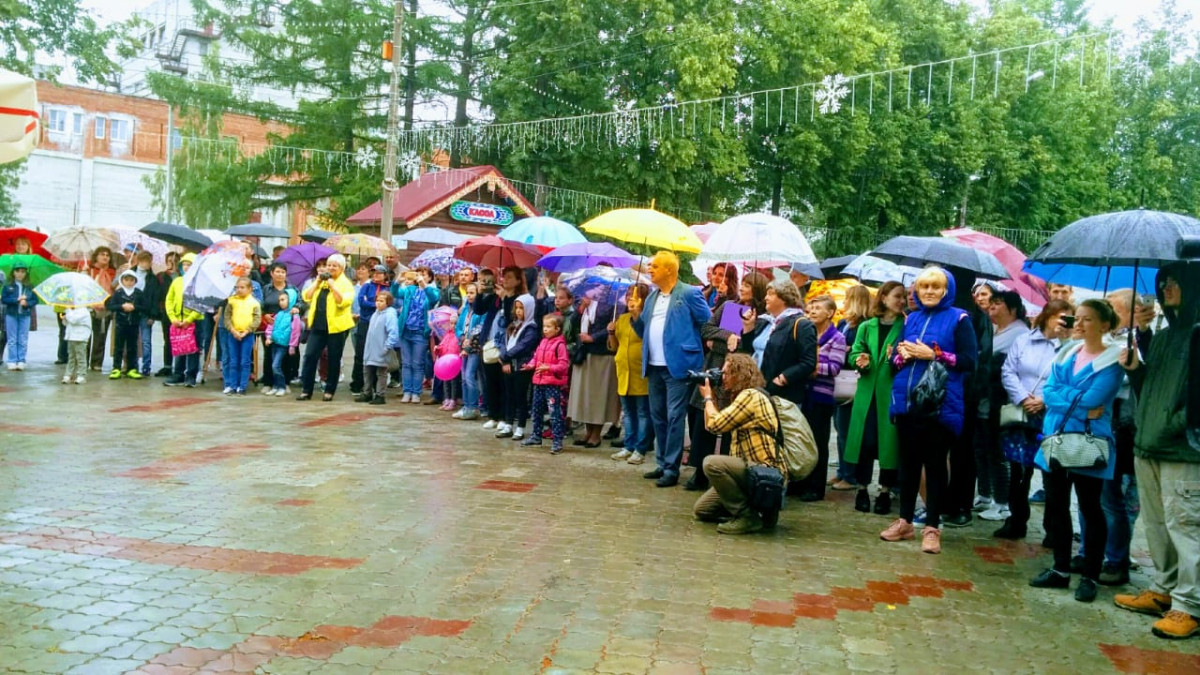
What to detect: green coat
<box><xmin>844</xmin><ymin>317</ymin><xmax>905</xmax><ymax>470</ymax></box>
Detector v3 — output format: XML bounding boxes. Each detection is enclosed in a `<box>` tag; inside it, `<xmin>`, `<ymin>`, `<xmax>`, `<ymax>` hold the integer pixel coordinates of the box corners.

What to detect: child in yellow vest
<box><xmin>222</xmin><ymin>277</ymin><xmax>261</xmax><ymax>395</ymax></box>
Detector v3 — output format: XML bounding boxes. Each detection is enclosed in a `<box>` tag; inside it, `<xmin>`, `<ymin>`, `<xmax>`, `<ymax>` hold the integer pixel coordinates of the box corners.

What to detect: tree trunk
<box><xmin>450</xmin><ymin>1</ymin><xmax>478</xmax><ymax>168</ymax></box>
<box><xmin>770</xmin><ymin>170</ymin><xmax>782</xmax><ymax>215</ymax></box>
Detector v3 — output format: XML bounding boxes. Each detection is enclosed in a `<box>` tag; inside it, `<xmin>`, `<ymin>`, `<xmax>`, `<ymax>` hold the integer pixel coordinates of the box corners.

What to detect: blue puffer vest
<box><xmin>889</xmin><ymin>268</ymin><xmax>970</xmax><ymax>436</ymax></box>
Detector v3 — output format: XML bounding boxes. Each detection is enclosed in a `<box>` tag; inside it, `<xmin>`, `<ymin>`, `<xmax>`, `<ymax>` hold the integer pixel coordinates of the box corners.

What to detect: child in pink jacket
<box><xmin>522</xmin><ymin>314</ymin><xmax>570</xmax><ymax>454</ymax></box>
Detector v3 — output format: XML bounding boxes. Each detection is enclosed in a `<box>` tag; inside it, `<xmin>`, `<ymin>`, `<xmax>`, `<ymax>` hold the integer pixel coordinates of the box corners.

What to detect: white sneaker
<box><xmin>275</xmin><ymin>388</ymin><xmax>287</xmax><ymax>397</ymax></box>
<box><xmin>75</xmin><ymin>376</ymin><xmax>86</xmax><ymax>385</ymax></box>
<box><xmin>222</xmin><ymin>387</ymin><xmax>234</xmax><ymax>395</ymax></box>
<box><xmin>979</xmin><ymin>503</ymin><xmax>1011</xmax><ymax>521</ymax></box>
<box><xmin>482</xmin><ymin>419</ymin><xmax>497</xmax><ymax>430</ymax></box>
<box><xmin>626</xmin><ymin>452</ymin><xmax>645</xmax><ymax>465</ymax></box>
<box><xmin>452</xmin><ymin>409</ymin><xmax>465</xmax><ymax>419</ymax></box>
<box><xmin>62</xmin><ymin>376</ymin><xmax>71</xmax><ymax>384</ymax></box>
<box><xmin>512</xmin><ymin>428</ymin><xmax>524</xmax><ymax>440</ymax></box>
<box><xmin>16</xmin><ymin>362</ymin><xmax>25</xmax><ymax>371</ymax></box>
<box><xmin>260</xmin><ymin>385</ymin><xmax>272</xmax><ymax>395</ymax></box>
<box><xmin>611</xmin><ymin>449</ymin><xmax>632</xmax><ymax>461</ymax></box>
<box><xmin>972</xmin><ymin>496</ymin><xmax>993</xmax><ymax>512</ymax></box>
<box><xmin>5</xmin><ymin>363</ymin><xmax>16</xmax><ymax>371</ymax></box>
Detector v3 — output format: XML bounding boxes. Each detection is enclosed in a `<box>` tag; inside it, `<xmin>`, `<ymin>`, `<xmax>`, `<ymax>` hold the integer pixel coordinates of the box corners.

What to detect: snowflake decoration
<box><xmin>399</xmin><ymin>151</ymin><xmax>422</xmax><ymax>180</ymax></box>
<box><xmin>815</xmin><ymin>74</ymin><xmax>850</xmax><ymax>115</ymax></box>
<box><xmin>354</xmin><ymin>145</ymin><xmax>379</xmax><ymax>169</ymax></box>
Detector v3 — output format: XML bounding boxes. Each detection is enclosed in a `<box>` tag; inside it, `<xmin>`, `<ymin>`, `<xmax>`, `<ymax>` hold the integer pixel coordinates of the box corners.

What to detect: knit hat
<box><xmin>181</xmin><ymin>253</ymin><xmax>197</xmax><ymax>265</ymax></box>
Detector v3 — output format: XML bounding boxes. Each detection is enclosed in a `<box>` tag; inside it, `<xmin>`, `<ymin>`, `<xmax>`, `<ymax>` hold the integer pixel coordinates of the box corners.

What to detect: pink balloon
<box><xmin>433</xmin><ymin>353</ymin><xmax>462</xmax><ymax>381</ymax></box>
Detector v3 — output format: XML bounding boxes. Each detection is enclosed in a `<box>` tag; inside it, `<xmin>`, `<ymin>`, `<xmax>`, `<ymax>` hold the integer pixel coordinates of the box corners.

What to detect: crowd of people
<box><xmin>1</xmin><ymin>239</ymin><xmax>1196</xmax><ymax>640</ymax></box>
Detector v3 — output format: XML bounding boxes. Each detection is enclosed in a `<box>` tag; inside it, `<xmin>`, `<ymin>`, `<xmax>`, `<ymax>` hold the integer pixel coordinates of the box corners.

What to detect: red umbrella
<box><xmin>453</xmin><ymin>235</ymin><xmax>542</xmax><ymax>269</ymax></box>
<box><xmin>941</xmin><ymin>228</ymin><xmax>1048</xmax><ymax>309</ymax></box>
<box><xmin>0</xmin><ymin>227</ymin><xmax>53</xmax><ymax>258</ymax></box>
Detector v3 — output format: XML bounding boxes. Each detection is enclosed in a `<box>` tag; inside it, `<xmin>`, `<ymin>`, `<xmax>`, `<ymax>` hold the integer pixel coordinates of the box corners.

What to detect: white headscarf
<box><xmin>506</xmin><ymin>294</ymin><xmax>537</xmax><ymax>350</ymax></box>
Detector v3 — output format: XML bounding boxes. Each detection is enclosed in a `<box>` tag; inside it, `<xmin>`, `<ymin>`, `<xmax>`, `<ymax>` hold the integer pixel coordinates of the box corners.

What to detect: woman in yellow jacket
<box><xmin>298</xmin><ymin>253</ymin><xmax>356</xmax><ymax>401</ymax></box>
<box><xmin>606</xmin><ymin>283</ymin><xmax>651</xmax><ymax>464</ymax></box>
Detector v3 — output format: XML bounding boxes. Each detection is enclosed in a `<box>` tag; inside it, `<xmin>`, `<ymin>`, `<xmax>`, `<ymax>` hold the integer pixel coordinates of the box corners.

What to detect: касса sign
<box><xmin>450</xmin><ymin>200</ymin><xmax>514</xmax><ymax>226</ymax></box>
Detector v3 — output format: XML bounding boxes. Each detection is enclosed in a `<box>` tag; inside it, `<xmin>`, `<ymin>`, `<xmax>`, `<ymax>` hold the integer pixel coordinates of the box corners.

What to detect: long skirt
<box><xmin>567</xmin><ymin>353</ymin><xmax>621</xmax><ymax>425</ymax></box>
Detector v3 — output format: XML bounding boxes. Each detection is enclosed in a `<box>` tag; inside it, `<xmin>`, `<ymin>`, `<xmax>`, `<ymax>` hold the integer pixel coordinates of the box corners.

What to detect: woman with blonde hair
<box><xmin>297</xmin><ymin>253</ymin><xmax>355</xmax><ymax>401</ymax></box>
<box><xmin>831</xmin><ymin>284</ymin><xmax>873</xmax><ymax>490</ymax></box>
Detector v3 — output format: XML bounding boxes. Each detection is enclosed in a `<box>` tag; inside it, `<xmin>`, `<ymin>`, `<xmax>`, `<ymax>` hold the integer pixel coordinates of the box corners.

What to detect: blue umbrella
<box><xmin>498</xmin><ymin>216</ymin><xmax>586</xmax><ymax>251</ymax></box>
<box><xmin>536</xmin><ymin>242</ymin><xmax>639</xmax><ymax>272</ymax></box>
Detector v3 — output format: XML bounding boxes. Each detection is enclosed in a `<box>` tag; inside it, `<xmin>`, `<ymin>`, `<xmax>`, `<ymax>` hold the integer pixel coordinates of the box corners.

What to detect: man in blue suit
<box><xmin>633</xmin><ymin>251</ymin><xmax>712</xmax><ymax>487</ymax></box>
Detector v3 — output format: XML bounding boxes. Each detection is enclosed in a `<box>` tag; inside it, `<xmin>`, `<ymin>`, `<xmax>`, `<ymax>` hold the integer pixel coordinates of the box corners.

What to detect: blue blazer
<box><xmin>633</xmin><ymin>283</ymin><xmax>711</xmax><ymax>379</ymax></box>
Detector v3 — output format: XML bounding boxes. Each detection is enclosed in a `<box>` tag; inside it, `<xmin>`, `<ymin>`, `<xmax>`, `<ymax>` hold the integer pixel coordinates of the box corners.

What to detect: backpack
<box><xmin>757</xmin><ymin>389</ymin><xmax>818</xmax><ymax>480</ymax></box>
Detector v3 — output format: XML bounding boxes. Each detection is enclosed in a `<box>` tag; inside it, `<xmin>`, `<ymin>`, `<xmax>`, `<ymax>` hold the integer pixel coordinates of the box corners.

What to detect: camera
<box><xmin>685</xmin><ymin>367</ymin><xmax>724</xmax><ymax>386</ymax></box>
<box><xmin>1061</xmin><ymin>315</ymin><xmax>1075</xmax><ymax>330</ymax></box>
<box><xmin>318</xmin><ymin>271</ymin><xmax>332</xmax><ymax>281</ymax></box>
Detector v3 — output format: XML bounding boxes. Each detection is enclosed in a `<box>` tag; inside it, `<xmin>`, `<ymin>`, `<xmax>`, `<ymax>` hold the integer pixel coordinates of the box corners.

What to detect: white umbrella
<box><xmin>842</xmin><ymin>254</ymin><xmax>923</xmax><ymax>286</ymax></box>
<box><xmin>395</xmin><ymin>227</ymin><xmax>471</xmax><ymax>247</ymax></box>
<box><xmin>695</xmin><ymin>213</ymin><xmax>818</xmax><ymax>267</ymax></box>
<box><xmin>182</xmin><ymin>241</ymin><xmax>252</xmax><ymax>313</ymax></box>
<box><xmin>0</xmin><ymin>69</ymin><xmax>38</xmax><ymax>165</ymax></box>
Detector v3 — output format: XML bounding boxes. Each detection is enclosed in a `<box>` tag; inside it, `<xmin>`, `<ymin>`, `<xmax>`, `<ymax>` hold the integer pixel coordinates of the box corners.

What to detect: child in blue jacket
<box><xmin>1</xmin><ymin>264</ymin><xmax>38</xmax><ymax>370</ymax></box>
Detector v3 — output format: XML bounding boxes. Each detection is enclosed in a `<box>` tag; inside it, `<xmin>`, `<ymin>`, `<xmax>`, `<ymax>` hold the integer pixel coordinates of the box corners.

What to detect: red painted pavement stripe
<box><xmin>118</xmin><ymin>443</ymin><xmax>269</xmax><ymax>480</ymax></box>
<box><xmin>712</xmin><ymin>574</ymin><xmax>974</xmax><ymax>626</ymax></box>
<box><xmin>137</xmin><ymin>614</ymin><xmax>472</xmax><ymax>671</ymax></box>
<box><xmin>110</xmin><ymin>397</ymin><xmax>214</xmax><ymax>413</ymax></box>
<box><xmin>0</xmin><ymin>424</ymin><xmax>62</xmax><ymax>434</ymax></box>
<box><xmin>1099</xmin><ymin>643</ymin><xmax>1200</xmax><ymax>674</ymax></box>
<box><xmin>475</xmin><ymin>480</ymin><xmax>537</xmax><ymax>493</ymax></box>
<box><xmin>299</xmin><ymin>411</ymin><xmax>405</xmax><ymax>427</ymax></box>
<box><xmin>0</xmin><ymin>526</ymin><xmax>362</xmax><ymax>575</ymax></box>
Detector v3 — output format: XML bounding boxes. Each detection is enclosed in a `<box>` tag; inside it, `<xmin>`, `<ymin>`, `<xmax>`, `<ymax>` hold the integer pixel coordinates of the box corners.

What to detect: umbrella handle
<box><xmin>1125</xmin><ymin>261</ymin><xmax>1138</xmax><ymax>366</ymax></box>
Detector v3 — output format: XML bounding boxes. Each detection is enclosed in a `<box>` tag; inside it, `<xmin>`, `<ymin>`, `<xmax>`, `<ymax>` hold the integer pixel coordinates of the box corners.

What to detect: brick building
<box><xmin>15</xmin><ymin>81</ymin><xmax>298</xmax><ymax>234</ymax></box>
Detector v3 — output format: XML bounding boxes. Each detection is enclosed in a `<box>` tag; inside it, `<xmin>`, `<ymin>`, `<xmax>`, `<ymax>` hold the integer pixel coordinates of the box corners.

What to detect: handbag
<box><xmin>833</xmin><ymin>369</ymin><xmax>859</xmax><ymax>403</ymax></box>
<box><xmin>1040</xmin><ymin>392</ymin><xmax>1110</xmax><ymax>470</ymax></box>
<box><xmin>385</xmin><ymin>348</ymin><xmax>400</xmax><ymax>372</ymax></box>
<box><xmin>169</xmin><ymin>323</ymin><xmax>198</xmax><ymax>357</ymax></box>
<box><xmin>905</xmin><ymin>316</ymin><xmax>946</xmax><ymax>420</ymax></box>
<box><xmin>1000</xmin><ymin>356</ymin><xmax>1054</xmax><ymax>428</ymax></box>
<box><xmin>482</xmin><ymin>340</ymin><xmax>501</xmax><ymax>364</ymax></box>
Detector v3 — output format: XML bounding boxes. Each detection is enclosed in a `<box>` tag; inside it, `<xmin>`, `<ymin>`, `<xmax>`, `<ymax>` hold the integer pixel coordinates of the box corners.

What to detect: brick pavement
<box><xmin>0</xmin><ymin>317</ymin><xmax>1198</xmax><ymax>673</ymax></box>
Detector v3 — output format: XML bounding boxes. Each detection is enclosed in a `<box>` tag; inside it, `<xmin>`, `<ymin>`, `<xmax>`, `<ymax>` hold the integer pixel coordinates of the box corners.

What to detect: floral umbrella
<box><xmin>43</xmin><ymin>227</ymin><xmax>121</xmax><ymax>263</ymax></box>
<box><xmin>410</xmin><ymin>248</ymin><xmax>477</xmax><ymax>277</ymax></box>
<box><xmin>324</xmin><ymin>233</ymin><xmax>397</xmax><ymax>261</ymax></box>
<box><xmin>33</xmin><ymin>271</ymin><xmax>109</xmax><ymax>308</ymax></box>
<box><xmin>182</xmin><ymin>241</ymin><xmax>252</xmax><ymax>313</ymax></box>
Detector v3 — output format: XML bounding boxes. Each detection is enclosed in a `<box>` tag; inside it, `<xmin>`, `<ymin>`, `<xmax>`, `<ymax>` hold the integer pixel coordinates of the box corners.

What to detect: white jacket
<box><xmin>64</xmin><ymin>307</ymin><xmax>92</xmax><ymax>341</ymax></box>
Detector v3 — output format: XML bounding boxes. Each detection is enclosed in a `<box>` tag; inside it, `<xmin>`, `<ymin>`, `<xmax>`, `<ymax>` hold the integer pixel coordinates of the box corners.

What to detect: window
<box><xmin>109</xmin><ymin>118</ymin><xmax>131</xmax><ymax>142</ymax></box>
<box><xmin>170</xmin><ymin>128</ymin><xmax>182</xmax><ymax>151</ymax></box>
<box><xmin>72</xmin><ymin>112</ymin><xmax>84</xmax><ymax>135</ymax></box>
<box><xmin>95</xmin><ymin>116</ymin><xmax>106</xmax><ymax>139</ymax></box>
<box><xmin>46</xmin><ymin>108</ymin><xmax>67</xmax><ymax>132</ymax></box>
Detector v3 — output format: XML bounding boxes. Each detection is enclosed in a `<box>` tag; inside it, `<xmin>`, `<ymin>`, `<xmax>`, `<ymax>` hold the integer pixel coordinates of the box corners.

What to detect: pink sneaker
<box><xmin>442</xmin><ymin>400</ymin><xmax>456</xmax><ymax>411</ymax></box>
<box><xmin>922</xmin><ymin>527</ymin><xmax>942</xmax><ymax>554</ymax></box>
<box><xmin>880</xmin><ymin>518</ymin><xmax>915</xmax><ymax>542</ymax></box>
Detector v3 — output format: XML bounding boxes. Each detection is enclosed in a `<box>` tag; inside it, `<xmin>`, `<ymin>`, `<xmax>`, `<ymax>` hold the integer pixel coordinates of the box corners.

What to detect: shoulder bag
<box><xmin>1040</xmin><ymin>391</ymin><xmax>1110</xmax><ymax>471</ymax></box>
<box><xmin>906</xmin><ymin>316</ymin><xmax>946</xmax><ymax>420</ymax></box>
<box><xmin>999</xmin><ymin>355</ymin><xmax>1054</xmax><ymax>428</ymax></box>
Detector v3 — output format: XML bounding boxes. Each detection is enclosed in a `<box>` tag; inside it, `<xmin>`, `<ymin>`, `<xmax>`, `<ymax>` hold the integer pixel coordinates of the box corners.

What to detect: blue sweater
<box><xmin>1035</xmin><ymin>341</ymin><xmax>1125</xmax><ymax>479</ymax></box>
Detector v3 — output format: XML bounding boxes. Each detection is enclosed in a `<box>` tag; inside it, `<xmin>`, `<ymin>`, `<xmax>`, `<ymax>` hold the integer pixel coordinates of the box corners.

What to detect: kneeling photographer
<box><xmin>693</xmin><ymin>354</ymin><xmax>786</xmax><ymax>535</ymax></box>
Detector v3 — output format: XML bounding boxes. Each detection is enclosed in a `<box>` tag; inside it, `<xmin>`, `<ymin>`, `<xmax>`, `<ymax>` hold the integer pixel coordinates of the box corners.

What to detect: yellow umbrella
<box><xmin>580</xmin><ymin>208</ymin><xmax>702</xmax><ymax>254</ymax></box>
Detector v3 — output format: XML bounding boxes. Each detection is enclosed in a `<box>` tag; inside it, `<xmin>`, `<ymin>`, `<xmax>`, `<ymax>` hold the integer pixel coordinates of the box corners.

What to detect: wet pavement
<box><xmin>1</xmin><ymin>312</ymin><xmax>1198</xmax><ymax>674</ymax></box>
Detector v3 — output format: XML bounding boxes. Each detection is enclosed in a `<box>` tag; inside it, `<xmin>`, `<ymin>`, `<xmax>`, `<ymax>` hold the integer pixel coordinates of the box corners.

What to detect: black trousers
<box><xmin>1045</xmin><ymin>468</ymin><xmax>1106</xmax><ymax>579</ymax></box>
<box><xmin>112</xmin><ymin>322</ymin><xmax>139</xmax><ymax>372</ymax></box>
<box><xmin>1008</xmin><ymin>461</ymin><xmax>1035</xmax><ymax>529</ymax></box>
<box><xmin>897</xmin><ymin>416</ymin><xmax>953</xmax><ymax>529</ymax></box>
<box><xmin>687</xmin><ymin>405</ymin><xmax>729</xmax><ymax>486</ymax></box>
<box><xmin>854</xmin><ymin>441</ymin><xmax>899</xmax><ymax>489</ymax></box>
<box><xmin>946</xmin><ymin>411</ymin><xmax>979</xmax><ymax>517</ymax></box>
<box><xmin>504</xmin><ymin>368</ymin><xmax>533</xmax><ymax>427</ymax></box>
<box><xmin>160</xmin><ymin>319</ymin><xmax>172</xmax><ymax>367</ymax></box>
<box><xmin>483</xmin><ymin>361</ymin><xmax>505</xmax><ymax>422</ymax></box>
<box><xmin>796</xmin><ymin>400</ymin><xmax>836</xmax><ymax>498</ymax></box>
<box><xmin>57</xmin><ymin>314</ymin><xmax>68</xmax><ymax>362</ymax></box>
<box><xmin>300</xmin><ymin>330</ymin><xmax>348</xmax><ymax>396</ymax></box>
<box><xmin>350</xmin><ymin>319</ymin><xmax>367</xmax><ymax>393</ymax></box>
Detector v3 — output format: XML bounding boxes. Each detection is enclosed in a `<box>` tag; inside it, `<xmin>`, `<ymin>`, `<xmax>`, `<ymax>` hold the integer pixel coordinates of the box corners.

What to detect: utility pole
<box><xmin>379</xmin><ymin>0</ymin><xmax>405</xmax><ymax>242</ymax></box>
<box><xmin>165</xmin><ymin>104</ymin><xmax>174</xmax><ymax>224</ymax></box>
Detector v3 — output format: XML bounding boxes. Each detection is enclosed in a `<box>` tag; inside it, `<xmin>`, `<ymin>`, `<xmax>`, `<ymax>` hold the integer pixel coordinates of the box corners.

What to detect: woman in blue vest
<box><xmin>879</xmin><ymin>267</ymin><xmax>978</xmax><ymax>555</ymax></box>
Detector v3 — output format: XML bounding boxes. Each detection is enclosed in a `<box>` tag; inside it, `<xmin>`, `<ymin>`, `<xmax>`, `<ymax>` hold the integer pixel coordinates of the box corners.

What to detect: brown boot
<box><xmin>1151</xmin><ymin>610</ymin><xmax>1199</xmax><ymax>640</ymax></box>
<box><xmin>1114</xmin><ymin>590</ymin><xmax>1172</xmax><ymax>617</ymax></box>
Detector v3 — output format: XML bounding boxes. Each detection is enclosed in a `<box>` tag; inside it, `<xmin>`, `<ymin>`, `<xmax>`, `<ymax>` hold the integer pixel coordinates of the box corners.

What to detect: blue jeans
<box><xmin>620</xmin><ymin>394</ymin><xmax>651</xmax><ymax>452</ymax></box>
<box><xmin>223</xmin><ymin>334</ymin><xmax>254</xmax><ymax>391</ymax></box>
<box><xmin>1093</xmin><ymin>473</ymin><xmax>1140</xmax><ymax>567</ymax></box>
<box><xmin>4</xmin><ymin>314</ymin><xmax>30</xmax><ymax>363</ymax></box>
<box><xmin>647</xmin><ymin>365</ymin><xmax>692</xmax><ymax>478</ymax></box>
<box><xmin>139</xmin><ymin>318</ymin><xmax>155</xmax><ymax>373</ymax></box>
<box><xmin>217</xmin><ymin>322</ymin><xmax>232</xmax><ymax>378</ymax></box>
<box><xmin>461</xmin><ymin>353</ymin><xmax>482</xmax><ymax>411</ymax></box>
<box><xmin>400</xmin><ymin>330</ymin><xmax>428</xmax><ymax>396</ymax></box>
<box><xmin>270</xmin><ymin>344</ymin><xmax>290</xmax><ymax>390</ymax></box>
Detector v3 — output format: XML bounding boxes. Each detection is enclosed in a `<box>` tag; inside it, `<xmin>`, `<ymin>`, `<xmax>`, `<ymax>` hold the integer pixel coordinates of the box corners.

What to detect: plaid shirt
<box><xmin>706</xmin><ymin>388</ymin><xmax>782</xmax><ymax>469</ymax></box>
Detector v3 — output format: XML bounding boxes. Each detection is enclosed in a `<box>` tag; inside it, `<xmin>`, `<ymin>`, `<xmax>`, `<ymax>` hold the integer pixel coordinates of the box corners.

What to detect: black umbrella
<box><xmin>140</xmin><ymin>222</ymin><xmax>212</xmax><ymax>251</ymax></box>
<box><xmin>820</xmin><ymin>254</ymin><xmax>860</xmax><ymax>278</ymax></box>
<box><xmin>226</xmin><ymin>223</ymin><xmax>292</xmax><ymax>238</ymax></box>
<box><xmin>1025</xmin><ymin>209</ymin><xmax>1200</xmax><ymax>363</ymax></box>
<box><xmin>299</xmin><ymin>229</ymin><xmax>336</xmax><ymax>243</ymax></box>
<box><xmin>871</xmin><ymin>236</ymin><xmax>1008</xmax><ymax>279</ymax></box>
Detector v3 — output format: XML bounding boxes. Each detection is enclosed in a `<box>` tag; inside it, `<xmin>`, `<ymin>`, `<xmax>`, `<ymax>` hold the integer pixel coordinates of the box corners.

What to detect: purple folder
<box><xmin>719</xmin><ymin>302</ymin><xmax>749</xmax><ymax>333</ymax></box>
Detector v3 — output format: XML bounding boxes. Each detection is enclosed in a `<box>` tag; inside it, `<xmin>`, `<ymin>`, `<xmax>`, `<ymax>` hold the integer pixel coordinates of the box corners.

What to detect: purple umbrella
<box><xmin>411</xmin><ymin>248</ymin><xmax>478</xmax><ymax>277</ymax></box>
<box><xmin>276</xmin><ymin>242</ymin><xmax>337</xmax><ymax>288</ymax></box>
<box><xmin>535</xmin><ymin>241</ymin><xmax>639</xmax><ymax>272</ymax></box>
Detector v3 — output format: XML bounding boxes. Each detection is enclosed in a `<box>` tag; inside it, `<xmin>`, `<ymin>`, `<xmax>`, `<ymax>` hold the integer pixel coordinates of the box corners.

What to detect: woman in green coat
<box><xmin>845</xmin><ymin>281</ymin><xmax>907</xmax><ymax>515</ymax></box>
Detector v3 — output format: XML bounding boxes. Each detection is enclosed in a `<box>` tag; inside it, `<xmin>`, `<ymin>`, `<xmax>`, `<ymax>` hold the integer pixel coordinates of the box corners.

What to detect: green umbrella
<box><xmin>0</xmin><ymin>253</ymin><xmax>66</xmax><ymax>286</ymax></box>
